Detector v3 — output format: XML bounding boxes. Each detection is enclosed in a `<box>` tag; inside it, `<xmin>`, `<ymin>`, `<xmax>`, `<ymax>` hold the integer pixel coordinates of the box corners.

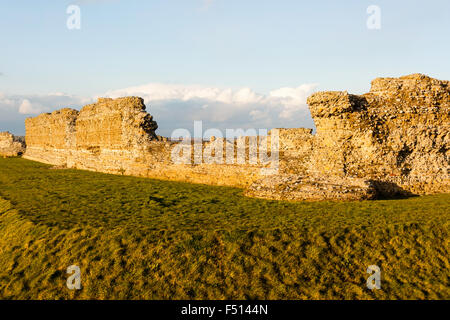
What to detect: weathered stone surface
<box><xmin>20</xmin><ymin>74</ymin><xmax>450</xmax><ymax>201</ymax></box>
<box><xmin>248</xmin><ymin>74</ymin><xmax>449</xmax><ymax>200</ymax></box>
<box><xmin>0</xmin><ymin>132</ymin><xmax>25</xmax><ymax>157</ymax></box>
<box><xmin>245</xmin><ymin>174</ymin><xmax>376</xmax><ymax>201</ymax></box>
<box><xmin>23</xmin><ymin>97</ymin><xmax>267</xmax><ymax>188</ymax></box>
<box><xmin>24</xmin><ymin>108</ymin><xmax>79</xmax><ymax>165</ymax></box>
<box><xmin>305</xmin><ymin>73</ymin><xmax>449</xmax><ymax>196</ymax></box>
<box><xmin>75</xmin><ymin>97</ymin><xmax>158</xmax><ymax>150</ymax></box>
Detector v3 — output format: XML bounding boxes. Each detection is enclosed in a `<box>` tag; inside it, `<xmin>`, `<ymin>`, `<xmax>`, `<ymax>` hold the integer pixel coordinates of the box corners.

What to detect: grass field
<box><xmin>0</xmin><ymin>157</ymin><xmax>448</xmax><ymax>299</ymax></box>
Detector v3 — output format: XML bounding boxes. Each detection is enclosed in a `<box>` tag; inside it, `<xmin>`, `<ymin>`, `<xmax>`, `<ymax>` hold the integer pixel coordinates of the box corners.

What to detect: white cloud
<box><xmin>19</xmin><ymin>99</ymin><xmax>45</xmax><ymax>114</ymax></box>
<box><xmin>103</xmin><ymin>82</ymin><xmax>318</xmax><ymax>134</ymax></box>
<box><xmin>0</xmin><ymin>93</ymin><xmax>92</xmax><ymax>114</ymax></box>
<box><xmin>249</xmin><ymin>109</ymin><xmax>269</xmax><ymax>121</ymax></box>
<box><xmin>0</xmin><ymin>92</ymin><xmax>93</xmax><ymax>134</ymax></box>
<box><xmin>0</xmin><ymin>82</ymin><xmax>318</xmax><ymax>137</ymax></box>
<box><xmin>104</xmin><ymin>83</ymin><xmax>266</xmax><ymax>105</ymax></box>
<box><xmin>0</xmin><ymin>94</ymin><xmax>15</xmax><ymax>108</ymax></box>
<box><xmin>269</xmin><ymin>84</ymin><xmax>318</xmax><ymax>119</ymax></box>
<box><xmin>0</xmin><ymin>92</ymin><xmax>92</xmax><ymax>116</ymax></box>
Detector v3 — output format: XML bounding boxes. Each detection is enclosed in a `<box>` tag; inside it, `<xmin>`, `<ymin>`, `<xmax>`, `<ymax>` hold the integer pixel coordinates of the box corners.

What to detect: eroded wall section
<box><xmin>0</xmin><ymin>132</ymin><xmax>25</xmax><ymax>157</ymax></box>
<box><xmin>306</xmin><ymin>74</ymin><xmax>449</xmax><ymax>195</ymax></box>
<box><xmin>24</xmin><ymin>97</ymin><xmax>269</xmax><ymax>187</ymax></box>
<box><xmin>23</xmin><ymin>74</ymin><xmax>449</xmax><ymax>198</ymax></box>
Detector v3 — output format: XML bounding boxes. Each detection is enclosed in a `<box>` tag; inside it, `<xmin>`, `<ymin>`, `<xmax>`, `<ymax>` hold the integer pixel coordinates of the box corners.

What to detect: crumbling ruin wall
<box><xmin>24</xmin><ymin>97</ymin><xmax>267</xmax><ymax>187</ymax></box>
<box><xmin>0</xmin><ymin>132</ymin><xmax>25</xmax><ymax>157</ymax></box>
<box><xmin>274</xmin><ymin>128</ymin><xmax>314</xmax><ymax>175</ymax></box>
<box><xmin>247</xmin><ymin>74</ymin><xmax>449</xmax><ymax>199</ymax></box>
<box><xmin>24</xmin><ymin>108</ymin><xmax>79</xmax><ymax>165</ymax></box>
<box><xmin>22</xmin><ymin>74</ymin><xmax>449</xmax><ymax>200</ymax></box>
<box><xmin>306</xmin><ymin>74</ymin><xmax>449</xmax><ymax>195</ymax></box>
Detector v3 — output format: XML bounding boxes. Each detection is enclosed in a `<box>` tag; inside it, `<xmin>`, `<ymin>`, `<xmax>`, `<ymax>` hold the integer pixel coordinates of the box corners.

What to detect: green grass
<box><xmin>0</xmin><ymin>157</ymin><xmax>448</xmax><ymax>299</ymax></box>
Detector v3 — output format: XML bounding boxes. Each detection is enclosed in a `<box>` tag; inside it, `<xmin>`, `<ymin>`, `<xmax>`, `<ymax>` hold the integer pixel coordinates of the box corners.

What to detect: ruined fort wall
<box><xmin>247</xmin><ymin>74</ymin><xmax>449</xmax><ymax>200</ymax></box>
<box><xmin>23</xmin><ymin>97</ymin><xmax>268</xmax><ymax>188</ymax></box>
<box><xmin>306</xmin><ymin>74</ymin><xmax>450</xmax><ymax>195</ymax></box>
<box><xmin>24</xmin><ymin>108</ymin><xmax>78</xmax><ymax>165</ymax></box>
<box><xmin>22</xmin><ymin>74</ymin><xmax>449</xmax><ymax>198</ymax></box>
<box><xmin>0</xmin><ymin>132</ymin><xmax>25</xmax><ymax>157</ymax></box>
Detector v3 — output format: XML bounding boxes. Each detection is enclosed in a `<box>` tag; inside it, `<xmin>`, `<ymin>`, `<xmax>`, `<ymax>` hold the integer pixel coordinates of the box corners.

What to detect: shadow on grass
<box><xmin>371</xmin><ymin>180</ymin><xmax>419</xmax><ymax>200</ymax></box>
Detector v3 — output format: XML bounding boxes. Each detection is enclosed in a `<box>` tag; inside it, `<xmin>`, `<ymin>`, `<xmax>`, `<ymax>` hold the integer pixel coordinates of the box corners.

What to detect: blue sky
<box><xmin>1</xmin><ymin>0</ymin><xmax>449</xmax><ymax>136</ymax></box>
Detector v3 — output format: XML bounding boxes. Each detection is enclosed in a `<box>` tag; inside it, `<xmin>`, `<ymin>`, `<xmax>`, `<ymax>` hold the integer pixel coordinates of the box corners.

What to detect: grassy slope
<box><xmin>0</xmin><ymin>157</ymin><xmax>448</xmax><ymax>299</ymax></box>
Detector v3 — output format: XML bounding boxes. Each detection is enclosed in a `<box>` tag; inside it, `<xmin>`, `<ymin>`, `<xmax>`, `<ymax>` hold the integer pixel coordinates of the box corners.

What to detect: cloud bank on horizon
<box><xmin>0</xmin><ymin>82</ymin><xmax>318</xmax><ymax>136</ymax></box>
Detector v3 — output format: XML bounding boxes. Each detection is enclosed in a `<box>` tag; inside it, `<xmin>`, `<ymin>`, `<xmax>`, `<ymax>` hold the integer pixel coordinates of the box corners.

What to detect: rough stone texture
<box><xmin>248</xmin><ymin>74</ymin><xmax>449</xmax><ymax>200</ymax></box>
<box><xmin>245</xmin><ymin>174</ymin><xmax>376</xmax><ymax>201</ymax></box>
<box><xmin>276</xmin><ymin>128</ymin><xmax>314</xmax><ymax>155</ymax></box>
<box><xmin>0</xmin><ymin>132</ymin><xmax>25</xmax><ymax>157</ymax></box>
<box><xmin>21</xmin><ymin>74</ymin><xmax>450</xmax><ymax>201</ymax></box>
<box><xmin>75</xmin><ymin>97</ymin><xmax>158</xmax><ymax>150</ymax></box>
<box><xmin>271</xmin><ymin>128</ymin><xmax>313</xmax><ymax>175</ymax></box>
<box><xmin>24</xmin><ymin>97</ymin><xmax>267</xmax><ymax>188</ymax></box>
<box><xmin>24</xmin><ymin>108</ymin><xmax>79</xmax><ymax>165</ymax></box>
<box><xmin>306</xmin><ymin>74</ymin><xmax>449</xmax><ymax>196</ymax></box>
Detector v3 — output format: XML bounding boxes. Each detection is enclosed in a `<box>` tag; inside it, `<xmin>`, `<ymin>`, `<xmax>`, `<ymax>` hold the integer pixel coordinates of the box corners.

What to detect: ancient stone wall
<box><xmin>21</xmin><ymin>74</ymin><xmax>449</xmax><ymax>200</ymax></box>
<box><xmin>306</xmin><ymin>74</ymin><xmax>449</xmax><ymax>195</ymax></box>
<box><xmin>249</xmin><ymin>74</ymin><xmax>449</xmax><ymax>199</ymax></box>
<box><xmin>24</xmin><ymin>97</ymin><xmax>267</xmax><ymax>188</ymax></box>
<box><xmin>0</xmin><ymin>132</ymin><xmax>25</xmax><ymax>157</ymax></box>
<box><xmin>24</xmin><ymin>108</ymin><xmax>78</xmax><ymax>165</ymax></box>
